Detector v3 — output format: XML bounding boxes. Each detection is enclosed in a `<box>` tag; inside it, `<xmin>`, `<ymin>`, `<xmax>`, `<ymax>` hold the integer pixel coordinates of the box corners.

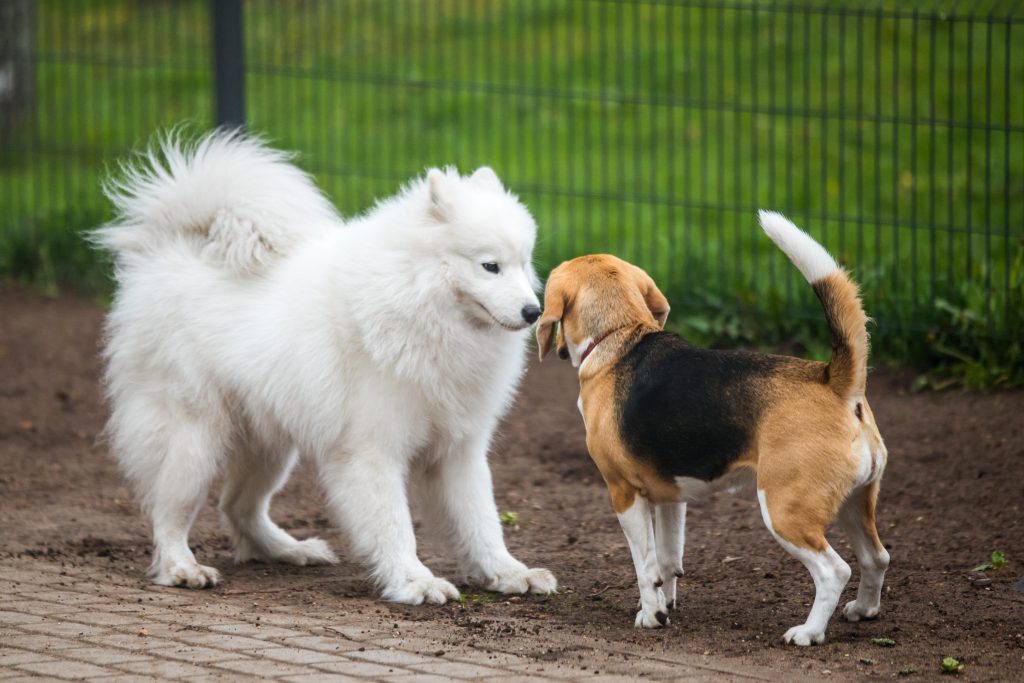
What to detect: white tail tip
<box><xmin>758</xmin><ymin>210</ymin><xmax>839</xmax><ymax>283</ymax></box>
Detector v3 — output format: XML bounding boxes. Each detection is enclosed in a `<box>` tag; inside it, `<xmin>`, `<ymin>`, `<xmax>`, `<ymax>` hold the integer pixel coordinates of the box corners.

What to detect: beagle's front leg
<box><xmin>616</xmin><ymin>494</ymin><xmax>669</xmax><ymax>628</ymax></box>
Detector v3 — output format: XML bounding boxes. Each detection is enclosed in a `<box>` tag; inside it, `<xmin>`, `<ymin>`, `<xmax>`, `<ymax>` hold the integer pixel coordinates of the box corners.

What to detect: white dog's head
<box><xmin>423</xmin><ymin>166</ymin><xmax>541</xmax><ymax>331</ymax></box>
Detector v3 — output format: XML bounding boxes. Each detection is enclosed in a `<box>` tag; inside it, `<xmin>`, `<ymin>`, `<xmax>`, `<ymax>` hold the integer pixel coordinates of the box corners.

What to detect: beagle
<box><xmin>537</xmin><ymin>211</ymin><xmax>889</xmax><ymax>645</ymax></box>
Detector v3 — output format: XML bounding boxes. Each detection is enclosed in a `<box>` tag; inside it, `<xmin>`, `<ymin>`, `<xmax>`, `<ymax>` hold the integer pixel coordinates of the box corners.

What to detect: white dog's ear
<box><xmin>427</xmin><ymin>168</ymin><xmax>451</xmax><ymax>222</ymax></box>
<box><xmin>470</xmin><ymin>166</ymin><xmax>503</xmax><ymax>191</ymax></box>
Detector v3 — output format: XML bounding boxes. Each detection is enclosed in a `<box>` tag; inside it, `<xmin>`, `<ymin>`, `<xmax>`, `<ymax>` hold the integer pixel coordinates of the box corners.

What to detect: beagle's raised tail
<box><xmin>758</xmin><ymin>210</ymin><xmax>869</xmax><ymax>400</ymax></box>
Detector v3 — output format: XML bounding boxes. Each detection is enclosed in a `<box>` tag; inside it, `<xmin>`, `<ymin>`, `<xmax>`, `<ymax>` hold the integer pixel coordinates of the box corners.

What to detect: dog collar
<box><xmin>579</xmin><ymin>328</ymin><xmax>621</xmax><ymax>366</ymax></box>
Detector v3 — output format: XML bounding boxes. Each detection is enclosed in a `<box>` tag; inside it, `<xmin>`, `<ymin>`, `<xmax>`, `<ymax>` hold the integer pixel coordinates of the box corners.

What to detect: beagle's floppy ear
<box><xmin>629</xmin><ymin>264</ymin><xmax>670</xmax><ymax>328</ymax></box>
<box><xmin>536</xmin><ymin>275</ymin><xmax>566</xmax><ymax>361</ymax></box>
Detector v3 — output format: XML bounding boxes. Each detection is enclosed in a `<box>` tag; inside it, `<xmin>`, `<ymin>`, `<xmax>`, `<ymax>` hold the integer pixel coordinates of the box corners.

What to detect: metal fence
<box><xmin>2</xmin><ymin>1</ymin><xmax>1022</xmax><ymax>343</ymax></box>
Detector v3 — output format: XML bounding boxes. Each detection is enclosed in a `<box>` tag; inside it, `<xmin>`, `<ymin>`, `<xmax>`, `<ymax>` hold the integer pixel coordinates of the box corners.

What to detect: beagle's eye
<box><xmin>482</xmin><ymin>262</ymin><xmax>500</xmax><ymax>274</ymax></box>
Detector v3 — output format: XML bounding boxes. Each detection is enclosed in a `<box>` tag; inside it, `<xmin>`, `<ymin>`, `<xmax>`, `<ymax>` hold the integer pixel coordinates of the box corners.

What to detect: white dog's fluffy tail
<box><xmin>92</xmin><ymin>129</ymin><xmax>339</xmax><ymax>273</ymax></box>
<box><xmin>758</xmin><ymin>210</ymin><xmax>869</xmax><ymax>399</ymax></box>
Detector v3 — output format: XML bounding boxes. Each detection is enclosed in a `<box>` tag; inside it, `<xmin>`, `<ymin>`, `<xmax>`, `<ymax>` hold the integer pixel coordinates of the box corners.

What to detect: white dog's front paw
<box><xmin>381</xmin><ymin>576</ymin><xmax>460</xmax><ymax>605</ymax></box>
<box><xmin>483</xmin><ymin>564</ymin><xmax>558</xmax><ymax>595</ymax></box>
<box><xmin>782</xmin><ymin>624</ymin><xmax>826</xmax><ymax>646</ymax></box>
<box><xmin>152</xmin><ymin>561</ymin><xmax>220</xmax><ymax>589</ymax></box>
<box><xmin>842</xmin><ymin>600</ymin><xmax>880</xmax><ymax>622</ymax></box>
<box><xmin>635</xmin><ymin>607</ymin><xmax>669</xmax><ymax>628</ymax></box>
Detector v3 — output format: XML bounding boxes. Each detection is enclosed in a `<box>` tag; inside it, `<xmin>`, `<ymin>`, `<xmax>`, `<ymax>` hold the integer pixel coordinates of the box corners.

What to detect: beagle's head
<box><xmin>536</xmin><ymin>255</ymin><xmax>670</xmax><ymax>367</ymax></box>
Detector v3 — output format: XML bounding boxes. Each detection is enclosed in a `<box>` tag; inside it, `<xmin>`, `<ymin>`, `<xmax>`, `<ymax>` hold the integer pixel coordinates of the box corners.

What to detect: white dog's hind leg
<box><xmin>417</xmin><ymin>439</ymin><xmax>556</xmax><ymax>595</ymax></box>
<box><xmin>654</xmin><ymin>502</ymin><xmax>686</xmax><ymax>610</ymax></box>
<box><xmin>146</xmin><ymin>420</ymin><xmax>224</xmax><ymax>588</ymax></box>
<box><xmin>319</xmin><ymin>448</ymin><xmax>459</xmax><ymax>605</ymax></box>
<box><xmin>618</xmin><ymin>496</ymin><xmax>669</xmax><ymax>628</ymax></box>
<box><xmin>220</xmin><ymin>446</ymin><xmax>337</xmax><ymax>567</ymax></box>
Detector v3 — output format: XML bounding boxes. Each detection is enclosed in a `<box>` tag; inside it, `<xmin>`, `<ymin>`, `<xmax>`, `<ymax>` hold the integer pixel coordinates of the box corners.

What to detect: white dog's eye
<box><xmin>482</xmin><ymin>262</ymin><xmax>500</xmax><ymax>274</ymax></box>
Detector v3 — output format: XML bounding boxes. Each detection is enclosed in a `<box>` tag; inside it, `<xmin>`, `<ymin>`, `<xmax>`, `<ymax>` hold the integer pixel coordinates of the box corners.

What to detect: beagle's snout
<box><xmin>521</xmin><ymin>304</ymin><xmax>541</xmax><ymax>324</ymax></box>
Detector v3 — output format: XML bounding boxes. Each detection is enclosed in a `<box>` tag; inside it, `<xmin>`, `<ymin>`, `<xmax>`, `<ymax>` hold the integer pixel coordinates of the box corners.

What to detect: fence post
<box><xmin>211</xmin><ymin>0</ymin><xmax>245</xmax><ymax>128</ymax></box>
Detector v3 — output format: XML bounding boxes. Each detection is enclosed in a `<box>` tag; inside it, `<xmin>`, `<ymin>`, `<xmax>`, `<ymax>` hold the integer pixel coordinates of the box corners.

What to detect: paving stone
<box><xmin>55</xmin><ymin>648</ymin><xmax>151</xmax><ymax>666</ymax></box>
<box><xmin>378</xmin><ymin>675</ymin><xmax>461</xmax><ymax>683</ymax></box>
<box><xmin>278</xmin><ymin>635</ymin><xmax>366</xmax><ymax>654</ymax></box>
<box><xmin>407</xmin><ymin>660</ymin><xmax>511</xmax><ymax>678</ymax></box>
<box><xmin>174</xmin><ymin>632</ymin><xmax>272</xmax><ymax>651</ymax></box>
<box><xmin>84</xmin><ymin>676</ymin><xmax>163</xmax><ymax>683</ymax></box>
<box><xmin>0</xmin><ymin>611</ymin><xmax>45</xmax><ymax>625</ymax></box>
<box><xmin>211</xmin><ymin>658</ymin><xmax>317</xmax><ymax>676</ymax></box>
<box><xmin>282</xmin><ymin>674</ymin><xmax>362</xmax><ymax>683</ymax></box>
<box><xmin>17</xmin><ymin>591</ymin><xmax>110</xmax><ymax>606</ymax></box>
<box><xmin>345</xmin><ymin>648</ymin><xmax>434</xmax><ymax>667</ymax></box>
<box><xmin>15</xmin><ymin>659</ymin><xmax>117</xmax><ymax>679</ymax></box>
<box><xmin>248</xmin><ymin>647</ymin><xmax>347</xmax><ymax>665</ymax></box>
<box><xmin>207</xmin><ymin>623</ymin><xmax>307</xmax><ymax>640</ymax></box>
<box><xmin>0</xmin><ymin>601</ymin><xmax>86</xmax><ymax>617</ymax></box>
<box><xmin>3</xmin><ymin>634</ymin><xmax>89</xmax><ymax>652</ymax></box>
<box><xmin>0</xmin><ymin>568</ymin><xmax>64</xmax><ymax>584</ymax></box>
<box><xmin>20</xmin><ymin>621</ymin><xmax>112</xmax><ymax>638</ymax></box>
<box><xmin>144</xmin><ymin>645</ymin><xmax>236</xmax><ymax>664</ymax></box>
<box><xmin>117</xmin><ymin>658</ymin><xmax>215</xmax><ymax>678</ymax></box>
<box><xmin>0</xmin><ymin>649</ymin><xmax>58</xmax><ymax>666</ymax></box>
<box><xmin>244</xmin><ymin>612</ymin><xmax>328</xmax><ymax>629</ymax></box>
<box><xmin>82</xmin><ymin>633</ymin><xmax>183</xmax><ymax>652</ymax></box>
<box><xmin>312</xmin><ymin>659</ymin><xmax>405</xmax><ymax>677</ymax></box>
<box><xmin>57</xmin><ymin>612</ymin><xmax>150</xmax><ymax>627</ymax></box>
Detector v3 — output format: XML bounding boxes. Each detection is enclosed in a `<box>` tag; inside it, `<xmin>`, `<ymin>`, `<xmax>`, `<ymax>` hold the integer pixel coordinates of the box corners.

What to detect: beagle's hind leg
<box><xmin>838</xmin><ymin>480</ymin><xmax>889</xmax><ymax>622</ymax></box>
<box><xmin>757</xmin><ymin>489</ymin><xmax>851</xmax><ymax>646</ymax></box>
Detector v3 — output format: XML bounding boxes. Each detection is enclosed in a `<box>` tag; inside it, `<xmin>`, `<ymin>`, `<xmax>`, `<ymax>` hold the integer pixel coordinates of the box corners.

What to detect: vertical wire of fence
<box><xmin>2</xmin><ymin>1</ymin><xmax>1022</xmax><ymax>342</ymax></box>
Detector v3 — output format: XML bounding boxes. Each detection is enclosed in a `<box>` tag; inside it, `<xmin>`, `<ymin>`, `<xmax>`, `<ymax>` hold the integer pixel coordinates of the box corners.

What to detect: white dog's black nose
<box><xmin>521</xmin><ymin>304</ymin><xmax>541</xmax><ymax>324</ymax></box>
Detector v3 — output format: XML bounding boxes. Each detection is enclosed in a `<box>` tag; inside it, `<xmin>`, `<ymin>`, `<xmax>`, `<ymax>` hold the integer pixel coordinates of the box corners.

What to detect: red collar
<box><xmin>579</xmin><ymin>328</ymin><xmax>621</xmax><ymax>365</ymax></box>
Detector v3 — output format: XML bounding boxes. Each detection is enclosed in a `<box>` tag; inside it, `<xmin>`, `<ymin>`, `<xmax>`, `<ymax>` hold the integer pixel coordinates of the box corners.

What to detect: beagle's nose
<box><xmin>521</xmin><ymin>304</ymin><xmax>541</xmax><ymax>324</ymax></box>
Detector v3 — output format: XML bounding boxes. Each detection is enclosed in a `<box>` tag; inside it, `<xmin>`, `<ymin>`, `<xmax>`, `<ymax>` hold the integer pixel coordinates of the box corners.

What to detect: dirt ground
<box><xmin>1</xmin><ymin>281</ymin><xmax>1022</xmax><ymax>682</ymax></box>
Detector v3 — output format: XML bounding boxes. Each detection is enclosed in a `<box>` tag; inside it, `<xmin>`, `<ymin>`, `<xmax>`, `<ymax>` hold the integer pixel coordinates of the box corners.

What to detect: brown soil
<box><xmin>1</xmin><ymin>281</ymin><xmax>1022</xmax><ymax>681</ymax></box>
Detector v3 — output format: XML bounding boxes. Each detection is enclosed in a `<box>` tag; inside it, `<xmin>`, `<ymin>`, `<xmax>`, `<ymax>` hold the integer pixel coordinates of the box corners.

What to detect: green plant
<box><xmin>871</xmin><ymin>637</ymin><xmax>897</xmax><ymax>647</ymax></box>
<box><xmin>499</xmin><ymin>511</ymin><xmax>519</xmax><ymax>526</ymax></box>
<box><xmin>940</xmin><ymin>657</ymin><xmax>964</xmax><ymax>674</ymax></box>
<box><xmin>972</xmin><ymin>550</ymin><xmax>1006</xmax><ymax>572</ymax></box>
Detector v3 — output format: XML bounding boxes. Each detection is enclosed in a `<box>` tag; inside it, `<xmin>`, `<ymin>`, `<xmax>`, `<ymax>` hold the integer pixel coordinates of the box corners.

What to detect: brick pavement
<box><xmin>0</xmin><ymin>560</ymin><xmax>810</xmax><ymax>682</ymax></box>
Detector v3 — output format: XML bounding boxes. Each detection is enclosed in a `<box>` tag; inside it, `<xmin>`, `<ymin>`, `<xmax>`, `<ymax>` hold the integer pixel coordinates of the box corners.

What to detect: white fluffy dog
<box><xmin>91</xmin><ymin>131</ymin><xmax>556</xmax><ymax>604</ymax></box>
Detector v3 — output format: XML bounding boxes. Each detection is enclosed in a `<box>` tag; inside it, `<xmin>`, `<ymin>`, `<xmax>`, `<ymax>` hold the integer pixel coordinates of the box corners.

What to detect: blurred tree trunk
<box><xmin>0</xmin><ymin>0</ymin><xmax>36</xmax><ymax>141</ymax></box>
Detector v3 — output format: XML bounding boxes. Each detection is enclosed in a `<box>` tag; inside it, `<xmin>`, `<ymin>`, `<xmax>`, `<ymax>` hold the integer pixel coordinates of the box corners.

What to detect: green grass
<box><xmin>3</xmin><ymin>0</ymin><xmax>1022</xmax><ymax>385</ymax></box>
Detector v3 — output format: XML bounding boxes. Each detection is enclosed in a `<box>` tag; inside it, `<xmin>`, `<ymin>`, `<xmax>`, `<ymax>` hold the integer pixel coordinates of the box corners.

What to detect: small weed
<box><xmin>972</xmin><ymin>550</ymin><xmax>1006</xmax><ymax>572</ymax></box>
<box><xmin>940</xmin><ymin>657</ymin><xmax>964</xmax><ymax>674</ymax></box>
<box><xmin>859</xmin><ymin>657</ymin><xmax>875</xmax><ymax>665</ymax></box>
<box><xmin>871</xmin><ymin>637</ymin><xmax>897</xmax><ymax>647</ymax></box>
<box><xmin>897</xmin><ymin>667</ymin><xmax>918</xmax><ymax>676</ymax></box>
<box><xmin>499</xmin><ymin>511</ymin><xmax>519</xmax><ymax>526</ymax></box>
<box><xmin>457</xmin><ymin>591</ymin><xmax>497</xmax><ymax>607</ymax></box>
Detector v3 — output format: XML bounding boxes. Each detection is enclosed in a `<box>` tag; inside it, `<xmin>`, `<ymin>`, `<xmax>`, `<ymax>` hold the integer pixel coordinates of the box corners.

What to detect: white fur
<box><xmin>757</xmin><ymin>490</ymin><xmax>852</xmax><ymax>645</ymax></box>
<box><xmin>616</xmin><ymin>497</ymin><xmax>669</xmax><ymax>628</ymax></box>
<box><xmin>93</xmin><ymin>131</ymin><xmax>556</xmax><ymax>603</ymax></box>
<box><xmin>757</xmin><ymin>210</ymin><xmax>839</xmax><ymax>284</ymax></box>
<box><xmin>653</xmin><ymin>502</ymin><xmax>686</xmax><ymax>610</ymax></box>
